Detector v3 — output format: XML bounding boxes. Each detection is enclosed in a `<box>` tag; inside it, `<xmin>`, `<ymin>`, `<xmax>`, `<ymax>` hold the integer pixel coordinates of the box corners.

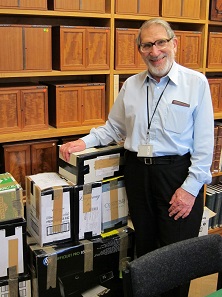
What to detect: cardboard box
<box><xmin>0</xmin><ymin>273</ymin><xmax>31</xmax><ymax>297</ymax></box>
<box><xmin>0</xmin><ymin>218</ymin><xmax>27</xmax><ymax>279</ymax></box>
<box><xmin>28</xmin><ymin>227</ymin><xmax>135</xmax><ymax>297</ymax></box>
<box><xmin>102</xmin><ymin>176</ymin><xmax>128</xmax><ymax>233</ymax></box>
<box><xmin>74</xmin><ymin>182</ymin><xmax>102</xmax><ymax>240</ymax></box>
<box><xmin>59</xmin><ymin>144</ymin><xmax>125</xmax><ymax>185</ymax></box>
<box><xmin>26</xmin><ymin>172</ymin><xmax>77</xmax><ymax>246</ymax></box>
<box><xmin>0</xmin><ymin>172</ymin><xmax>24</xmax><ymax>222</ymax></box>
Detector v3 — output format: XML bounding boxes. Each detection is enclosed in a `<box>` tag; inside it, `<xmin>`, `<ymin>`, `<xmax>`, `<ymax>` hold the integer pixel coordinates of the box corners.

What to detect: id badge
<box><xmin>137</xmin><ymin>144</ymin><xmax>153</xmax><ymax>157</ymax></box>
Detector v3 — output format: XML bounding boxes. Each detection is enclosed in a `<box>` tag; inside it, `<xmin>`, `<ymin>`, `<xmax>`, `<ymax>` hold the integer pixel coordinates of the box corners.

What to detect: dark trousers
<box><xmin>124</xmin><ymin>151</ymin><xmax>204</xmax><ymax>297</ymax></box>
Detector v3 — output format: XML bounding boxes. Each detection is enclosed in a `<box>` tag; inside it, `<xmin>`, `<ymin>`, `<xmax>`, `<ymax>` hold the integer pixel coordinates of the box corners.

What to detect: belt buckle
<box><xmin>144</xmin><ymin>157</ymin><xmax>152</xmax><ymax>165</ymax></box>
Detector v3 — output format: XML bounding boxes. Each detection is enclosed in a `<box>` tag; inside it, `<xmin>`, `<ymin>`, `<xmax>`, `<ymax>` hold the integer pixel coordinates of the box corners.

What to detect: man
<box><xmin>60</xmin><ymin>18</ymin><xmax>214</xmax><ymax>297</ymax></box>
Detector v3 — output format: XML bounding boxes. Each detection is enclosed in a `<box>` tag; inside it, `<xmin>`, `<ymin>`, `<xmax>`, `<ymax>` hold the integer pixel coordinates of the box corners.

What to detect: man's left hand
<box><xmin>168</xmin><ymin>188</ymin><xmax>196</xmax><ymax>220</ymax></box>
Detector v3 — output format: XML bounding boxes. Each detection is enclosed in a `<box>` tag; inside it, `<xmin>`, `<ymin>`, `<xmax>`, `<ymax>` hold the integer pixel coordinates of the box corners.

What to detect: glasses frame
<box><xmin>139</xmin><ymin>37</ymin><xmax>174</xmax><ymax>53</ymax></box>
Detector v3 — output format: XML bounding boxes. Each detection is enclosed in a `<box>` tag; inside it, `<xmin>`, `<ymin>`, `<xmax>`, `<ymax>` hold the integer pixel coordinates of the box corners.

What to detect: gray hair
<box><xmin>136</xmin><ymin>18</ymin><xmax>175</xmax><ymax>48</ymax></box>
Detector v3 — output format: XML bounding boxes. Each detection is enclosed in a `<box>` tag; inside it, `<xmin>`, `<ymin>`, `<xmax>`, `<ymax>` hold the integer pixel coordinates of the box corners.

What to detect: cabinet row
<box><xmin>1</xmin><ymin>25</ymin><xmax>222</xmax><ymax>73</ymax></box>
<box><xmin>0</xmin><ymin>82</ymin><xmax>106</xmax><ymax>134</ymax></box>
<box><xmin>0</xmin><ymin>0</ymin><xmax>216</xmax><ymax>21</ymax></box>
<box><xmin>1</xmin><ymin>75</ymin><xmax>222</xmax><ymax>135</ymax></box>
<box><xmin>1</xmin><ymin>0</ymin><xmax>221</xmax><ymax>22</ymax></box>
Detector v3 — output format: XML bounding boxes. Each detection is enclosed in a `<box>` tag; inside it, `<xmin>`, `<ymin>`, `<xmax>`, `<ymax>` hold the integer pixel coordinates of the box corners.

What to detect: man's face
<box><xmin>139</xmin><ymin>24</ymin><xmax>177</xmax><ymax>80</ymax></box>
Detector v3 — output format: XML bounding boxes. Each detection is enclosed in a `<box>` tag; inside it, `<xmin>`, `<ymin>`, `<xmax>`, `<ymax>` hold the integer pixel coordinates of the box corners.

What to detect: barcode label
<box><xmin>47</xmin><ymin>222</ymin><xmax>70</xmax><ymax>236</ymax></box>
<box><xmin>19</xmin><ymin>289</ymin><xmax>27</xmax><ymax>297</ymax></box>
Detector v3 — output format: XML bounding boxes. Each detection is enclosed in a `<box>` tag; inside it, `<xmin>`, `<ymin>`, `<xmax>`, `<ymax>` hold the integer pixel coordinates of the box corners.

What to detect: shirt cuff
<box><xmin>80</xmin><ymin>134</ymin><xmax>100</xmax><ymax>149</ymax></box>
<box><xmin>181</xmin><ymin>175</ymin><xmax>206</xmax><ymax>197</ymax></box>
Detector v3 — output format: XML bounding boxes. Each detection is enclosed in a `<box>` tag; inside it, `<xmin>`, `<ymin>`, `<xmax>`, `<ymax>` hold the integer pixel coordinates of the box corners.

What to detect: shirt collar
<box><xmin>146</xmin><ymin>61</ymin><xmax>179</xmax><ymax>86</ymax></box>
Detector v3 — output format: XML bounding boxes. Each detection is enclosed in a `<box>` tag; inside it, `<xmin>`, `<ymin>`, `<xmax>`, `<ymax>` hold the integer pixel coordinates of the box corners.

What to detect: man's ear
<box><xmin>173</xmin><ymin>37</ymin><xmax>178</xmax><ymax>53</ymax></box>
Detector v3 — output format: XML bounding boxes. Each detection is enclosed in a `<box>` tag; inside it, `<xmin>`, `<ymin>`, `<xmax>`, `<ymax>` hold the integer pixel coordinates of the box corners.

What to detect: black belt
<box><xmin>128</xmin><ymin>151</ymin><xmax>190</xmax><ymax>165</ymax></box>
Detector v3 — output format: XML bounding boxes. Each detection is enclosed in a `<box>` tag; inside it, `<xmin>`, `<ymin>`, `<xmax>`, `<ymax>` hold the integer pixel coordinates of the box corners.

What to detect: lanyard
<box><xmin>146</xmin><ymin>77</ymin><xmax>170</xmax><ymax>136</ymax></box>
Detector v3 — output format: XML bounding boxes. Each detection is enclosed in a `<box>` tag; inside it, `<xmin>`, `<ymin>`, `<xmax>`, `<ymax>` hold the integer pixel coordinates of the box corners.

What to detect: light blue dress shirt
<box><xmin>82</xmin><ymin>62</ymin><xmax>214</xmax><ymax>197</ymax></box>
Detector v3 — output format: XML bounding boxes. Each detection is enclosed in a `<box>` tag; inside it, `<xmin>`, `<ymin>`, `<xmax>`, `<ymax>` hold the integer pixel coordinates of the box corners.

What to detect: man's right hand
<box><xmin>59</xmin><ymin>139</ymin><xmax>86</xmax><ymax>162</ymax></box>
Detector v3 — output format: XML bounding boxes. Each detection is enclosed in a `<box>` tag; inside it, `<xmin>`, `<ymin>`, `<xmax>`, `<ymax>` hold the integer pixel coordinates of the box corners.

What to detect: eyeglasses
<box><xmin>139</xmin><ymin>37</ymin><xmax>173</xmax><ymax>53</ymax></box>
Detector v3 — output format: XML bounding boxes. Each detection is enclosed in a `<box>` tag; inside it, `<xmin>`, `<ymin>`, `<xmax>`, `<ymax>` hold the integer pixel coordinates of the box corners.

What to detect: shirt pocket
<box><xmin>164</xmin><ymin>103</ymin><xmax>191</xmax><ymax>134</ymax></box>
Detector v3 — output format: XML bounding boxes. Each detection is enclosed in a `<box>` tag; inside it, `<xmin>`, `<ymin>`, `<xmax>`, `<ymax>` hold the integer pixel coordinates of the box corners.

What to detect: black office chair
<box><xmin>122</xmin><ymin>234</ymin><xmax>222</xmax><ymax>297</ymax></box>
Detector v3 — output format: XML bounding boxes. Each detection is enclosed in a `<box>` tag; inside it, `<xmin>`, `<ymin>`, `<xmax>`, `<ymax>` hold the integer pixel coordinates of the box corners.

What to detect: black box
<box><xmin>28</xmin><ymin>227</ymin><xmax>135</xmax><ymax>297</ymax></box>
<box><xmin>0</xmin><ymin>218</ymin><xmax>28</xmax><ymax>280</ymax></box>
<box><xmin>59</xmin><ymin>144</ymin><xmax>125</xmax><ymax>185</ymax></box>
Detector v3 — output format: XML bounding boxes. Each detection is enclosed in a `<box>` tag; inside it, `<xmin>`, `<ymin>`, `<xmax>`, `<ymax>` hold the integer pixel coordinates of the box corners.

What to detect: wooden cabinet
<box><xmin>161</xmin><ymin>0</ymin><xmax>201</xmax><ymax>19</ymax></box>
<box><xmin>0</xmin><ymin>25</ymin><xmax>51</xmax><ymax>72</ymax></box>
<box><xmin>115</xmin><ymin>0</ymin><xmax>159</xmax><ymax>16</ymax></box>
<box><xmin>0</xmin><ymin>0</ymin><xmax>47</xmax><ymax>9</ymax></box>
<box><xmin>0</xmin><ymin>0</ymin><xmax>18</xmax><ymax>8</ymax></box>
<box><xmin>48</xmin><ymin>0</ymin><xmax>105</xmax><ymax>12</ymax></box>
<box><xmin>115</xmin><ymin>0</ymin><xmax>137</xmax><ymax>14</ymax></box>
<box><xmin>174</xmin><ymin>30</ymin><xmax>202</xmax><ymax>69</ymax></box>
<box><xmin>52</xmin><ymin>26</ymin><xmax>110</xmax><ymax>71</ymax></box>
<box><xmin>210</xmin><ymin>0</ymin><xmax>222</xmax><ymax>21</ymax></box>
<box><xmin>115</xmin><ymin>28</ymin><xmax>146</xmax><ymax>70</ymax></box>
<box><xmin>207</xmin><ymin>32</ymin><xmax>222</xmax><ymax>69</ymax></box>
<box><xmin>47</xmin><ymin>82</ymin><xmax>106</xmax><ymax>128</ymax></box>
<box><xmin>0</xmin><ymin>85</ymin><xmax>48</xmax><ymax>134</ymax></box>
<box><xmin>208</xmin><ymin>78</ymin><xmax>222</xmax><ymax>113</ymax></box>
<box><xmin>3</xmin><ymin>139</ymin><xmax>58</xmax><ymax>189</ymax></box>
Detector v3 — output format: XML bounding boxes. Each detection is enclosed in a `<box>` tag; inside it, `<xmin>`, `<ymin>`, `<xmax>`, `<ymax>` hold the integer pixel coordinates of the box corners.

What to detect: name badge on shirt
<box><xmin>137</xmin><ymin>144</ymin><xmax>153</xmax><ymax>157</ymax></box>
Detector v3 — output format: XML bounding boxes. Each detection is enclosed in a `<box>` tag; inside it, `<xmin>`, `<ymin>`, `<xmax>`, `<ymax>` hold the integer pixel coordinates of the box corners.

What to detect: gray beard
<box><xmin>147</xmin><ymin>58</ymin><xmax>173</xmax><ymax>78</ymax></box>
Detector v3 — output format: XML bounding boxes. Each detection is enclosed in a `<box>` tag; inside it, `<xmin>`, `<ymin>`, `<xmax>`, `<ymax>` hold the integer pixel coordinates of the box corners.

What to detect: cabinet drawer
<box><xmin>175</xmin><ymin>30</ymin><xmax>202</xmax><ymax>69</ymax></box>
<box><xmin>0</xmin><ymin>85</ymin><xmax>48</xmax><ymax>133</ymax></box>
<box><xmin>21</xmin><ymin>87</ymin><xmax>48</xmax><ymax>131</ymax></box>
<box><xmin>80</xmin><ymin>0</ymin><xmax>105</xmax><ymax>12</ymax></box>
<box><xmin>0</xmin><ymin>0</ymin><xmax>18</xmax><ymax>7</ymax></box>
<box><xmin>0</xmin><ymin>89</ymin><xmax>22</xmax><ymax>133</ymax></box>
<box><xmin>47</xmin><ymin>82</ymin><xmax>106</xmax><ymax>128</ymax></box>
<box><xmin>115</xmin><ymin>28</ymin><xmax>146</xmax><ymax>70</ymax></box>
<box><xmin>207</xmin><ymin>32</ymin><xmax>222</xmax><ymax>68</ymax></box>
<box><xmin>161</xmin><ymin>0</ymin><xmax>200</xmax><ymax>19</ymax></box>
<box><xmin>24</xmin><ymin>26</ymin><xmax>52</xmax><ymax>71</ymax></box>
<box><xmin>210</xmin><ymin>0</ymin><xmax>222</xmax><ymax>21</ymax></box>
<box><xmin>208</xmin><ymin>78</ymin><xmax>222</xmax><ymax>112</ymax></box>
<box><xmin>86</xmin><ymin>27</ymin><xmax>110</xmax><ymax>70</ymax></box>
<box><xmin>31</xmin><ymin>141</ymin><xmax>58</xmax><ymax>174</ymax></box>
<box><xmin>19</xmin><ymin>0</ymin><xmax>47</xmax><ymax>9</ymax></box>
<box><xmin>0</xmin><ymin>25</ymin><xmax>52</xmax><ymax>72</ymax></box>
<box><xmin>115</xmin><ymin>0</ymin><xmax>137</xmax><ymax>14</ymax></box>
<box><xmin>115</xmin><ymin>0</ymin><xmax>159</xmax><ymax>15</ymax></box>
<box><xmin>48</xmin><ymin>0</ymin><xmax>105</xmax><ymax>12</ymax></box>
<box><xmin>0</xmin><ymin>26</ymin><xmax>23</xmax><ymax>71</ymax></box>
<box><xmin>81</xmin><ymin>84</ymin><xmax>106</xmax><ymax>126</ymax></box>
<box><xmin>3</xmin><ymin>143</ymin><xmax>31</xmax><ymax>189</ymax></box>
<box><xmin>138</xmin><ymin>0</ymin><xmax>159</xmax><ymax>16</ymax></box>
<box><xmin>0</xmin><ymin>0</ymin><xmax>47</xmax><ymax>9</ymax></box>
<box><xmin>3</xmin><ymin>140</ymin><xmax>58</xmax><ymax>189</ymax></box>
<box><xmin>52</xmin><ymin>26</ymin><xmax>110</xmax><ymax>71</ymax></box>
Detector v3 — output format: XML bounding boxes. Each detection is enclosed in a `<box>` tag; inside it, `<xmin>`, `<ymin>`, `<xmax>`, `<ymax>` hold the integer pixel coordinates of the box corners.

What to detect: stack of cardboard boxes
<box><xmin>0</xmin><ymin>172</ymin><xmax>31</xmax><ymax>297</ymax></box>
<box><xmin>24</xmin><ymin>143</ymin><xmax>134</xmax><ymax>297</ymax></box>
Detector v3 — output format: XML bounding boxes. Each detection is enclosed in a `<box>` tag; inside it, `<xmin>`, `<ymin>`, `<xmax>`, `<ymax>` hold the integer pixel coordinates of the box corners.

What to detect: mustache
<box><xmin>149</xmin><ymin>54</ymin><xmax>166</xmax><ymax>62</ymax></box>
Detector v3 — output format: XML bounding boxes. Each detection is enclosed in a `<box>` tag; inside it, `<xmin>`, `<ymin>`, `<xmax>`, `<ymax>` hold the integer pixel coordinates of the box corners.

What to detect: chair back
<box><xmin>122</xmin><ymin>234</ymin><xmax>222</xmax><ymax>297</ymax></box>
